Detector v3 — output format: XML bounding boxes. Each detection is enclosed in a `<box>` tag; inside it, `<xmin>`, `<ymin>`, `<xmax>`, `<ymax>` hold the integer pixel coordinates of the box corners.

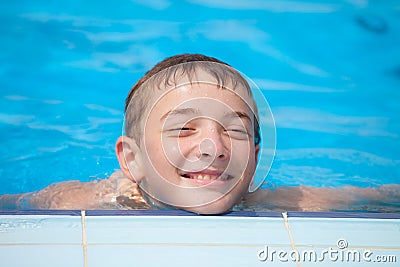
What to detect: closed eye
<box><xmin>228</xmin><ymin>129</ymin><xmax>247</xmax><ymax>133</ymax></box>
<box><xmin>164</xmin><ymin>127</ymin><xmax>197</xmax><ymax>137</ymax></box>
<box><xmin>177</xmin><ymin>127</ymin><xmax>196</xmax><ymax>137</ymax></box>
<box><xmin>225</xmin><ymin>128</ymin><xmax>251</xmax><ymax>140</ymax></box>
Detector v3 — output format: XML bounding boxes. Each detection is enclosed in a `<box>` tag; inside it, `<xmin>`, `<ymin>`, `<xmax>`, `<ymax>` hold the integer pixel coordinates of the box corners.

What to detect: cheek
<box><xmin>142</xmin><ymin>135</ymin><xmax>170</xmax><ymax>175</ymax></box>
<box><xmin>161</xmin><ymin>137</ymin><xmax>189</xmax><ymax>167</ymax></box>
<box><xmin>144</xmin><ymin>123</ymin><xmax>172</xmax><ymax>162</ymax></box>
<box><xmin>231</xmin><ymin>141</ymin><xmax>255</xmax><ymax>168</ymax></box>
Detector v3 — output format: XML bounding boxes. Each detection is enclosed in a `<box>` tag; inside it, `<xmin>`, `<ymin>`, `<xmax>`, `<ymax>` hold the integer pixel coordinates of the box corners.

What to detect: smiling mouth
<box><xmin>179</xmin><ymin>172</ymin><xmax>233</xmax><ymax>181</ymax></box>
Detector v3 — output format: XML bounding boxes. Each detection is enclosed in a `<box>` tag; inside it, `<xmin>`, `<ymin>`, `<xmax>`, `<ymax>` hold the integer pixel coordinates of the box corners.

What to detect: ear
<box><xmin>116</xmin><ymin>136</ymin><xmax>145</xmax><ymax>183</ymax></box>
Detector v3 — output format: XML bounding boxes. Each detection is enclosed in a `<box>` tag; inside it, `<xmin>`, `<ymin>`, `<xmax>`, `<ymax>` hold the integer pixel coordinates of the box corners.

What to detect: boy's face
<box><xmin>121</xmin><ymin>81</ymin><xmax>259</xmax><ymax>214</ymax></box>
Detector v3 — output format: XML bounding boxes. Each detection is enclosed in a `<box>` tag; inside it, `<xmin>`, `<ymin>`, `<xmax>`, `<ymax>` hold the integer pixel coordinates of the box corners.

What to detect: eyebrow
<box><xmin>226</xmin><ymin>111</ymin><xmax>252</xmax><ymax>123</ymax></box>
<box><xmin>160</xmin><ymin>108</ymin><xmax>199</xmax><ymax>121</ymax></box>
<box><xmin>161</xmin><ymin>108</ymin><xmax>252</xmax><ymax>123</ymax></box>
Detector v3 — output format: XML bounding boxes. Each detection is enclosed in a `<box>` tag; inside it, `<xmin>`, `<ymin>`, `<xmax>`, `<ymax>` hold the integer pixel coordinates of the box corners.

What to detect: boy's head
<box><xmin>116</xmin><ymin>54</ymin><xmax>261</xmax><ymax>214</ymax></box>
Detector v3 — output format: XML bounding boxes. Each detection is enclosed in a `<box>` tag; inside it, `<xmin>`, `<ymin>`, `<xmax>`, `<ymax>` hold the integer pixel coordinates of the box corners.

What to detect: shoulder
<box><xmin>29</xmin><ymin>172</ymin><xmax>135</xmax><ymax>209</ymax></box>
<box><xmin>95</xmin><ymin>171</ymin><xmax>150</xmax><ymax>209</ymax></box>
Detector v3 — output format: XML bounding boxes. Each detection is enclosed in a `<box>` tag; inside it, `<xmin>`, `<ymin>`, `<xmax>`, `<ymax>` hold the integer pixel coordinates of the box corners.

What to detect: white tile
<box><xmin>87</xmin><ymin>244</ymin><xmax>297</xmax><ymax>267</ymax></box>
<box><xmin>1</xmin><ymin>213</ymin><xmax>399</xmax><ymax>267</ymax></box>
<box><xmin>286</xmin><ymin>217</ymin><xmax>400</xmax><ymax>248</ymax></box>
<box><xmin>0</xmin><ymin>245</ymin><xmax>83</xmax><ymax>267</ymax></box>
<box><xmin>0</xmin><ymin>215</ymin><xmax>82</xmax><ymax>245</ymax></box>
<box><xmin>276</xmin><ymin>217</ymin><xmax>400</xmax><ymax>267</ymax></box>
<box><xmin>84</xmin><ymin>215</ymin><xmax>298</xmax><ymax>267</ymax></box>
<box><xmin>84</xmin><ymin>216</ymin><xmax>290</xmax><ymax>247</ymax></box>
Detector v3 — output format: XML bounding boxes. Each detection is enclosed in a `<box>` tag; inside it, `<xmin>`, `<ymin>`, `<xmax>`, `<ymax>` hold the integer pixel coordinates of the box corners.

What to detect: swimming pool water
<box><xmin>0</xmin><ymin>1</ymin><xmax>399</xmax><ymax>201</ymax></box>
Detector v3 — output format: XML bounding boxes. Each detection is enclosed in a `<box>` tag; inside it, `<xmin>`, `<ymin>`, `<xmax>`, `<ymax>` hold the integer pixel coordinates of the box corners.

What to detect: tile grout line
<box><xmin>81</xmin><ymin>210</ymin><xmax>88</xmax><ymax>267</ymax></box>
<box><xmin>282</xmin><ymin>211</ymin><xmax>301</xmax><ymax>267</ymax></box>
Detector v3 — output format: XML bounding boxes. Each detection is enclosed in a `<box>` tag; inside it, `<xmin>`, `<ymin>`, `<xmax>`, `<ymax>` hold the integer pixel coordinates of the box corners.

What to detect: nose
<box><xmin>197</xmin><ymin>130</ymin><xmax>229</xmax><ymax>161</ymax></box>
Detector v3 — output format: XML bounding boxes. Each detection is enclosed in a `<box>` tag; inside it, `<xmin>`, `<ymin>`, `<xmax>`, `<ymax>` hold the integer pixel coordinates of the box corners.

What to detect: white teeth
<box><xmin>193</xmin><ymin>174</ymin><xmax>218</xmax><ymax>180</ymax></box>
<box><xmin>181</xmin><ymin>173</ymin><xmax>229</xmax><ymax>181</ymax></box>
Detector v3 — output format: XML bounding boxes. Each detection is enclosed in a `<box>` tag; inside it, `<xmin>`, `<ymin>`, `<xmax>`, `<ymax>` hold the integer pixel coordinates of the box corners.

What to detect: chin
<box><xmin>180</xmin><ymin>198</ymin><xmax>236</xmax><ymax>215</ymax></box>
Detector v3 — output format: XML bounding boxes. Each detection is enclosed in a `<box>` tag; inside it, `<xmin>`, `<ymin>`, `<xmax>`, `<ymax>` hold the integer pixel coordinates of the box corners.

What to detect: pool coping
<box><xmin>0</xmin><ymin>210</ymin><xmax>399</xmax><ymax>219</ymax></box>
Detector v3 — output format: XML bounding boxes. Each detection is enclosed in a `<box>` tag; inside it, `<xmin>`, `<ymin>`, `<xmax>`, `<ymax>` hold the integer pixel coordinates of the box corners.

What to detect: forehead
<box><xmin>149</xmin><ymin>82</ymin><xmax>254</xmax><ymax>120</ymax></box>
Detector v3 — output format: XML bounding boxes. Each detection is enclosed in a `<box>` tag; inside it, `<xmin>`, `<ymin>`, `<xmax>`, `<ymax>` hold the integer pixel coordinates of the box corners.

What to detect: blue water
<box><xmin>0</xmin><ymin>0</ymin><xmax>399</xmax><ymax>195</ymax></box>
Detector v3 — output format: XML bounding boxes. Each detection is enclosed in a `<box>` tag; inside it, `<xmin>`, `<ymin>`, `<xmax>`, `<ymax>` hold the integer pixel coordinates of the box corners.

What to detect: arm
<box><xmin>0</xmin><ymin>194</ymin><xmax>28</xmax><ymax>209</ymax></box>
<box><xmin>243</xmin><ymin>184</ymin><xmax>400</xmax><ymax>212</ymax></box>
<box><xmin>0</xmin><ymin>181</ymin><xmax>105</xmax><ymax>210</ymax></box>
<box><xmin>294</xmin><ymin>184</ymin><xmax>400</xmax><ymax>212</ymax></box>
<box><xmin>0</xmin><ymin>171</ymin><xmax>139</xmax><ymax>210</ymax></box>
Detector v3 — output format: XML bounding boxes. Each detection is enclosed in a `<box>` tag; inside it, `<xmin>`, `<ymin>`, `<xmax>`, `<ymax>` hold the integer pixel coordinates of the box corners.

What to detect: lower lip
<box><xmin>181</xmin><ymin>176</ymin><xmax>229</xmax><ymax>186</ymax></box>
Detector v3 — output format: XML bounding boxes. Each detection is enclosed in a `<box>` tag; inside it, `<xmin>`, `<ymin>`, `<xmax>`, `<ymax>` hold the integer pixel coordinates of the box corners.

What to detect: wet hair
<box><xmin>124</xmin><ymin>53</ymin><xmax>260</xmax><ymax>145</ymax></box>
